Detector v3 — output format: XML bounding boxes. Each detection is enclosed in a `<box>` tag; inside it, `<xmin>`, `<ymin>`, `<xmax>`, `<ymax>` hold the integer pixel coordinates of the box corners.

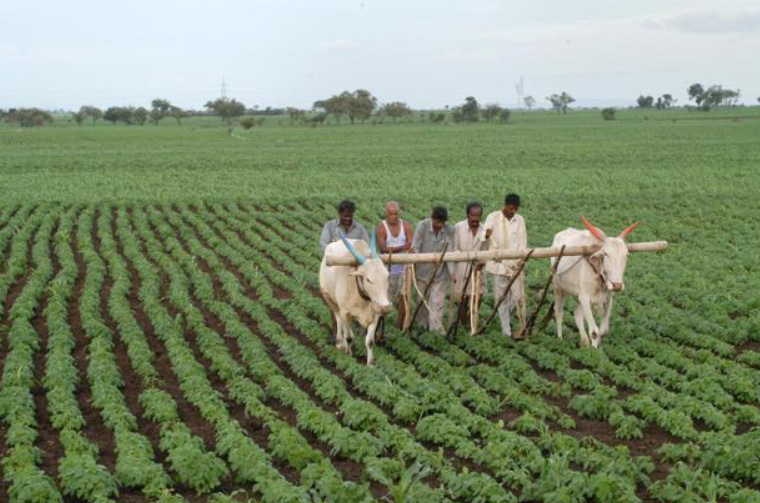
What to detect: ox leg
<box><xmin>579</xmin><ymin>296</ymin><xmax>601</xmax><ymax>348</ymax></box>
<box><xmin>337</xmin><ymin>314</ymin><xmax>353</xmax><ymax>355</ymax></box>
<box><xmin>599</xmin><ymin>294</ymin><xmax>614</xmax><ymax>337</ymax></box>
<box><xmin>574</xmin><ymin>304</ymin><xmax>590</xmax><ymax>347</ymax></box>
<box><xmin>553</xmin><ymin>285</ymin><xmax>565</xmax><ymax>340</ymax></box>
<box><xmin>335</xmin><ymin>316</ymin><xmax>346</xmax><ymax>352</ymax></box>
<box><xmin>365</xmin><ymin>318</ymin><xmax>380</xmax><ymax>366</ymax></box>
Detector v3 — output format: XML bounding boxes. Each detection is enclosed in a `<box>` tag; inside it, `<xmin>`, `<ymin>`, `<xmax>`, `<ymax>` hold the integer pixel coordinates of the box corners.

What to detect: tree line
<box><xmin>2</xmin><ymin>83</ymin><xmax>758</xmax><ymax>128</ymax></box>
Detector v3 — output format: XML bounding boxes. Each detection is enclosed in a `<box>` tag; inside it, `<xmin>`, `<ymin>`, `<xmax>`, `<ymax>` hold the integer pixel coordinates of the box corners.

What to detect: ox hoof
<box><xmin>367</xmin><ymin>360</ymin><xmax>375</xmax><ymax>367</ymax></box>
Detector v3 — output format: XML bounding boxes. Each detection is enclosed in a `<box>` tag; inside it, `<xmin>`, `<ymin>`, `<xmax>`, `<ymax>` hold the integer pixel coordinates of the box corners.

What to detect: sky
<box><xmin>1</xmin><ymin>0</ymin><xmax>759</xmax><ymax>110</ymax></box>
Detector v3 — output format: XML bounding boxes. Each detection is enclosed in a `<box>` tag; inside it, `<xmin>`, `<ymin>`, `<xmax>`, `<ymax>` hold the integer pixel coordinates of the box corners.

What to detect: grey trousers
<box><xmin>414</xmin><ymin>278</ymin><xmax>447</xmax><ymax>334</ymax></box>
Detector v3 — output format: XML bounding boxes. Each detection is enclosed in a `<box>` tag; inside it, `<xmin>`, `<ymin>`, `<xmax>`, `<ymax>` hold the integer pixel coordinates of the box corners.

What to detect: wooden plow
<box><xmin>325</xmin><ymin>241</ymin><xmax>669</xmax><ymax>336</ymax></box>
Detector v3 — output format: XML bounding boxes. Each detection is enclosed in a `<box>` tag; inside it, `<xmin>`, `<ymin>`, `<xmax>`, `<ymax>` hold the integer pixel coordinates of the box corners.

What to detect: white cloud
<box><xmin>641</xmin><ymin>6</ymin><xmax>760</xmax><ymax>34</ymax></box>
<box><xmin>318</xmin><ymin>39</ymin><xmax>361</xmax><ymax>51</ymax></box>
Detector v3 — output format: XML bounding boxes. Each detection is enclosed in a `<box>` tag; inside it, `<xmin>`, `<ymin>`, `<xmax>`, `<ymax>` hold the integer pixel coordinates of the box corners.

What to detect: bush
<box><xmin>4</xmin><ymin>108</ymin><xmax>54</xmax><ymax>127</ymax></box>
<box><xmin>601</xmin><ymin>108</ymin><xmax>616</xmax><ymax>121</ymax></box>
<box><xmin>240</xmin><ymin>117</ymin><xmax>256</xmax><ymax>130</ymax></box>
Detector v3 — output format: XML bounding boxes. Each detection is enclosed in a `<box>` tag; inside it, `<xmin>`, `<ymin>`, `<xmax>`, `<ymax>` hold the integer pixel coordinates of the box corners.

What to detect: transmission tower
<box><xmin>515</xmin><ymin>77</ymin><xmax>524</xmax><ymax>109</ymax></box>
<box><xmin>220</xmin><ymin>78</ymin><xmax>227</xmax><ymax>99</ymax></box>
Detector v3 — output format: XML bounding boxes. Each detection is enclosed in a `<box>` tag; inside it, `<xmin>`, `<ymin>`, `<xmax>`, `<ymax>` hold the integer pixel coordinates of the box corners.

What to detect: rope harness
<box><xmin>556</xmin><ymin>254</ymin><xmax>608</xmax><ymax>289</ymax></box>
<box><xmin>354</xmin><ymin>275</ymin><xmax>372</xmax><ymax>302</ymax></box>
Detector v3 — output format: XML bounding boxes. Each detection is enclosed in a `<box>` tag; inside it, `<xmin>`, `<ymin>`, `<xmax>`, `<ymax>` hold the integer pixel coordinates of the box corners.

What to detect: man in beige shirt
<box><xmin>453</xmin><ymin>202</ymin><xmax>487</xmax><ymax>324</ymax></box>
<box><xmin>482</xmin><ymin>193</ymin><xmax>528</xmax><ymax>338</ymax></box>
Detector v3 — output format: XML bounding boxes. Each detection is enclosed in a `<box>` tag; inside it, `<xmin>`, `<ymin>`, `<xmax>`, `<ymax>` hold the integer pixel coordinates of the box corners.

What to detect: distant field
<box><xmin>0</xmin><ymin>110</ymin><xmax>759</xmax><ymax>502</ymax></box>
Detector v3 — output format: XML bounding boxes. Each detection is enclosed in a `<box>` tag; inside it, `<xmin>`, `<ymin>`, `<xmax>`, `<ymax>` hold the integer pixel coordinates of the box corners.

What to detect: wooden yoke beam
<box><xmin>325</xmin><ymin>241</ymin><xmax>669</xmax><ymax>267</ymax></box>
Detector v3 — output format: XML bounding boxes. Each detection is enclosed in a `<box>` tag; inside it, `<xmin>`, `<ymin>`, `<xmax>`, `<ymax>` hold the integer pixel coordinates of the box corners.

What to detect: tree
<box><xmin>134</xmin><ymin>107</ymin><xmax>148</xmax><ymax>126</ymax></box>
<box><xmin>637</xmin><ymin>95</ymin><xmax>654</xmax><ymax>108</ymax></box>
<box><xmin>601</xmin><ymin>108</ymin><xmax>616</xmax><ymax>120</ymax></box>
<box><xmin>656</xmin><ymin>94</ymin><xmax>676</xmax><ymax>110</ymax></box>
<box><xmin>344</xmin><ymin>89</ymin><xmax>377</xmax><ymax>124</ymax></box>
<box><xmin>523</xmin><ymin>96</ymin><xmax>536</xmax><ymax>110</ymax></box>
<box><xmin>721</xmin><ymin>88</ymin><xmax>740</xmax><ymax>107</ymax></box>
<box><xmin>78</xmin><ymin>105</ymin><xmax>103</xmax><ymax>124</ymax></box>
<box><xmin>103</xmin><ymin>106</ymin><xmax>135</xmax><ymax>125</ymax></box>
<box><xmin>452</xmin><ymin>96</ymin><xmax>480</xmax><ymax>123</ymax></box>
<box><xmin>313</xmin><ymin>95</ymin><xmax>349</xmax><ymax>124</ymax></box>
<box><xmin>73</xmin><ymin>111</ymin><xmax>86</xmax><ymax>125</ymax></box>
<box><xmin>150</xmin><ymin>98</ymin><xmax>172</xmax><ymax>125</ymax></box>
<box><xmin>168</xmin><ymin>106</ymin><xmax>188</xmax><ymax>125</ymax></box>
<box><xmin>286</xmin><ymin>107</ymin><xmax>305</xmax><ymax>125</ymax></box>
<box><xmin>315</xmin><ymin>89</ymin><xmax>378</xmax><ymax>125</ymax></box>
<box><xmin>481</xmin><ymin>103</ymin><xmax>503</xmax><ymax>123</ymax></box>
<box><xmin>240</xmin><ymin>117</ymin><xmax>256</xmax><ymax>130</ymax></box>
<box><xmin>307</xmin><ymin>112</ymin><xmax>328</xmax><ymax>127</ymax></box>
<box><xmin>546</xmin><ymin>92</ymin><xmax>575</xmax><ymax>114</ymax></box>
<box><xmin>379</xmin><ymin>102</ymin><xmax>413</xmax><ymax>123</ymax></box>
<box><xmin>498</xmin><ymin>108</ymin><xmax>511</xmax><ymax>124</ymax></box>
<box><xmin>687</xmin><ymin>83</ymin><xmax>740</xmax><ymax>111</ymax></box>
<box><xmin>687</xmin><ymin>83</ymin><xmax>705</xmax><ymax>106</ymax></box>
<box><xmin>204</xmin><ymin>97</ymin><xmax>246</xmax><ymax>125</ymax></box>
<box><xmin>429</xmin><ymin>112</ymin><xmax>446</xmax><ymax>123</ymax></box>
<box><xmin>4</xmin><ymin>108</ymin><xmax>54</xmax><ymax>127</ymax></box>
<box><xmin>104</xmin><ymin>107</ymin><xmax>119</xmax><ymax>124</ymax></box>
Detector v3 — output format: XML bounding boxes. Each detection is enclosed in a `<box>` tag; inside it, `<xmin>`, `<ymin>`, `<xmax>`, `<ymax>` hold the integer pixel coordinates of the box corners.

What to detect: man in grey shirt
<box><xmin>411</xmin><ymin>206</ymin><xmax>456</xmax><ymax>334</ymax></box>
<box><xmin>320</xmin><ymin>200</ymin><xmax>370</xmax><ymax>254</ymax></box>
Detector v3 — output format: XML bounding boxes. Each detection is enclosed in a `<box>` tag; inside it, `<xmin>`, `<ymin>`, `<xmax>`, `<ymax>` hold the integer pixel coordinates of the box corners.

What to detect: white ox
<box><xmin>319</xmin><ymin>232</ymin><xmax>392</xmax><ymax>366</ymax></box>
<box><xmin>552</xmin><ymin>217</ymin><xmax>639</xmax><ymax>348</ymax></box>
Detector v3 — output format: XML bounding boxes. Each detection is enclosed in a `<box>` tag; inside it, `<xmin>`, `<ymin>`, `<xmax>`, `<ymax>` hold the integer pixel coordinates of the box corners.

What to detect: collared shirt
<box><xmin>411</xmin><ymin>218</ymin><xmax>455</xmax><ymax>282</ymax></box>
<box><xmin>482</xmin><ymin>211</ymin><xmax>527</xmax><ymax>276</ymax></box>
<box><xmin>320</xmin><ymin>219</ymin><xmax>369</xmax><ymax>254</ymax></box>
<box><xmin>453</xmin><ymin>220</ymin><xmax>487</xmax><ymax>291</ymax></box>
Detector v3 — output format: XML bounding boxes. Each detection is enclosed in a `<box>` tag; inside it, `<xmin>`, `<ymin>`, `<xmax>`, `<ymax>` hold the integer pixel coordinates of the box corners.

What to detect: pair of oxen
<box><xmin>319</xmin><ymin>218</ymin><xmax>638</xmax><ymax>366</ymax></box>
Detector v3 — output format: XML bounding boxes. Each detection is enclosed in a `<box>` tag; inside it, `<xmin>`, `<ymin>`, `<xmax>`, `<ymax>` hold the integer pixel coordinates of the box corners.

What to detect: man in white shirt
<box><xmin>482</xmin><ymin>194</ymin><xmax>528</xmax><ymax>338</ymax></box>
<box><xmin>453</xmin><ymin>202</ymin><xmax>487</xmax><ymax>325</ymax></box>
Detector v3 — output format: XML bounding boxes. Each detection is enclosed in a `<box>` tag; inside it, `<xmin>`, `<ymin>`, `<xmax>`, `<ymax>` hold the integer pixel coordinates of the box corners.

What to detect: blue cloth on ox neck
<box><xmin>339</xmin><ymin>231</ymin><xmax>366</xmax><ymax>265</ymax></box>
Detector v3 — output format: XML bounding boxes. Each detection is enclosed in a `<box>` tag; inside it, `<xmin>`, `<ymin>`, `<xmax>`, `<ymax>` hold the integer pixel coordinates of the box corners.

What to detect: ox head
<box><xmin>339</xmin><ymin>230</ymin><xmax>392</xmax><ymax>315</ymax></box>
<box><xmin>582</xmin><ymin>217</ymin><xmax>639</xmax><ymax>292</ymax></box>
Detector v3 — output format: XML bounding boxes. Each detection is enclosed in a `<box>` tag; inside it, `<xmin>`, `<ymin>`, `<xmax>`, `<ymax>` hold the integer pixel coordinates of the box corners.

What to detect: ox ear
<box><xmin>581</xmin><ymin>216</ymin><xmax>606</xmax><ymax>242</ymax></box>
<box><xmin>618</xmin><ymin>221</ymin><xmax>640</xmax><ymax>240</ymax></box>
<box><xmin>370</xmin><ymin>229</ymin><xmax>379</xmax><ymax>259</ymax></box>
<box><xmin>339</xmin><ymin>231</ymin><xmax>366</xmax><ymax>265</ymax></box>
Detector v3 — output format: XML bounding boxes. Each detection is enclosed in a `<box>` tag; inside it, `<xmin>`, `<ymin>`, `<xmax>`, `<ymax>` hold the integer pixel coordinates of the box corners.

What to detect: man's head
<box><xmin>337</xmin><ymin>199</ymin><xmax>356</xmax><ymax>228</ymax></box>
<box><xmin>385</xmin><ymin>201</ymin><xmax>401</xmax><ymax>225</ymax></box>
<box><xmin>502</xmin><ymin>193</ymin><xmax>521</xmax><ymax>219</ymax></box>
<box><xmin>466</xmin><ymin>202</ymin><xmax>483</xmax><ymax>229</ymax></box>
<box><xmin>431</xmin><ymin>206</ymin><xmax>448</xmax><ymax>233</ymax></box>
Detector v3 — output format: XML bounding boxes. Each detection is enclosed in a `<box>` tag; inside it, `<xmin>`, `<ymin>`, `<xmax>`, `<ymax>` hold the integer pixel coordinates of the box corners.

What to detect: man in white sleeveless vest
<box><xmin>376</xmin><ymin>201</ymin><xmax>413</xmax><ymax>328</ymax></box>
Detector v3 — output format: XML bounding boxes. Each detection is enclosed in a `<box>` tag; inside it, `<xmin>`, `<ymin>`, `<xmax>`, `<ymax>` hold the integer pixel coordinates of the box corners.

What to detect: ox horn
<box><xmin>370</xmin><ymin>229</ymin><xmax>379</xmax><ymax>259</ymax></box>
<box><xmin>339</xmin><ymin>231</ymin><xmax>366</xmax><ymax>265</ymax></box>
<box><xmin>581</xmin><ymin>216</ymin><xmax>606</xmax><ymax>242</ymax></box>
<box><xmin>618</xmin><ymin>221</ymin><xmax>640</xmax><ymax>240</ymax></box>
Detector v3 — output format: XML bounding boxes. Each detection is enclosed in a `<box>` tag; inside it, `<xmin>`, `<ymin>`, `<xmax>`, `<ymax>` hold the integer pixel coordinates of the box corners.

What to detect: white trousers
<box><xmin>491</xmin><ymin>273</ymin><xmax>525</xmax><ymax>337</ymax></box>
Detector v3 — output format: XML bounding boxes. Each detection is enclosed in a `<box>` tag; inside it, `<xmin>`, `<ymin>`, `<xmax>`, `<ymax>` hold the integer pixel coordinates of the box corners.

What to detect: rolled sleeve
<box><xmin>356</xmin><ymin>224</ymin><xmax>370</xmax><ymax>243</ymax></box>
<box><xmin>446</xmin><ymin>232</ymin><xmax>456</xmax><ymax>276</ymax></box>
<box><xmin>412</xmin><ymin>222</ymin><xmax>425</xmax><ymax>251</ymax></box>
<box><xmin>320</xmin><ymin>223</ymin><xmax>332</xmax><ymax>254</ymax></box>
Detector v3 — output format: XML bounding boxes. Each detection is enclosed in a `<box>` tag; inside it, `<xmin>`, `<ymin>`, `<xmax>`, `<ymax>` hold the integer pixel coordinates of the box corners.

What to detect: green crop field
<box><xmin>0</xmin><ymin>110</ymin><xmax>759</xmax><ymax>503</ymax></box>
